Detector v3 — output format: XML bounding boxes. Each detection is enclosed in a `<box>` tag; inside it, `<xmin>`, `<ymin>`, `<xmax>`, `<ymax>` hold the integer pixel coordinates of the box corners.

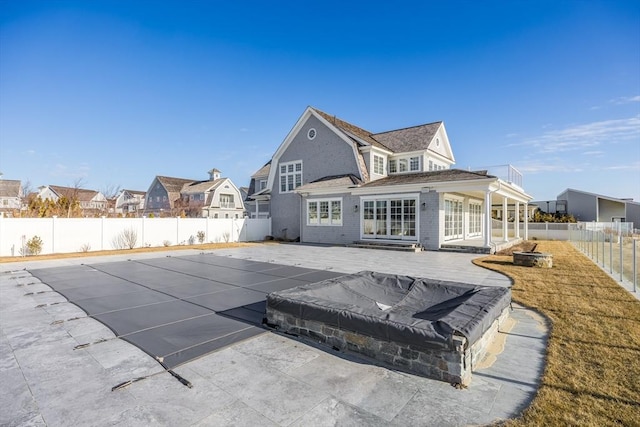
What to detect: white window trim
<box><xmin>307</xmin><ymin>198</ymin><xmax>342</xmax><ymax>226</ymax></box>
<box><xmin>389</xmin><ymin>155</ymin><xmax>423</xmax><ymax>174</ymax></box>
<box><xmin>373</xmin><ymin>154</ymin><xmax>385</xmax><ymax>175</ymax></box>
<box><xmin>279</xmin><ymin>160</ymin><xmax>303</xmax><ymax>193</ymax></box>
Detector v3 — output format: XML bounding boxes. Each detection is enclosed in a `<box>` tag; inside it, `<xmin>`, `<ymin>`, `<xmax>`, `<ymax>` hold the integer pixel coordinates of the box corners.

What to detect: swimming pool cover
<box><xmin>28</xmin><ymin>253</ymin><xmax>344</xmax><ymax>368</ymax></box>
<box><xmin>267</xmin><ymin>271</ymin><xmax>511</xmax><ymax>349</ymax></box>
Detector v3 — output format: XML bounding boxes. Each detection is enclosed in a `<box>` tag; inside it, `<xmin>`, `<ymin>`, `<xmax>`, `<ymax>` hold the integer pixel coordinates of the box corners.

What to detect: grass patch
<box><xmin>474</xmin><ymin>240</ymin><xmax>640</xmax><ymax>426</ymax></box>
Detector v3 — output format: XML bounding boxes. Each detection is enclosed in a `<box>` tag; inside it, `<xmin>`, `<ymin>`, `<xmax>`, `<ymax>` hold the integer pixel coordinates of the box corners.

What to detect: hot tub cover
<box><xmin>267</xmin><ymin>271</ymin><xmax>511</xmax><ymax>350</ymax></box>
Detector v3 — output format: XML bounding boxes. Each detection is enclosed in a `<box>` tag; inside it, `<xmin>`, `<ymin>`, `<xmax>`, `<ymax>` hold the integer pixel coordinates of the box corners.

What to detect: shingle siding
<box><xmin>271</xmin><ymin>115</ymin><xmax>362</xmax><ymax>240</ymax></box>
<box><xmin>301</xmin><ymin>194</ymin><xmax>360</xmax><ymax>244</ymax></box>
<box><xmin>420</xmin><ymin>191</ymin><xmax>441</xmax><ymax>250</ymax></box>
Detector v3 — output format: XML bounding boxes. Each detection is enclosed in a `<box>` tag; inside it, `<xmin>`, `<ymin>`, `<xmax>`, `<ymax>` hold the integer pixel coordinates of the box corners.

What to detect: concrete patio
<box><xmin>1</xmin><ymin>243</ymin><xmax>548</xmax><ymax>426</ymax></box>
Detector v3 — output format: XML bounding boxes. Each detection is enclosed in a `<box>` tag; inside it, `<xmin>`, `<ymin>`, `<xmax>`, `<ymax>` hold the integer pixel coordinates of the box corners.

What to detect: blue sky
<box><xmin>1</xmin><ymin>1</ymin><xmax>639</xmax><ymax>203</ymax></box>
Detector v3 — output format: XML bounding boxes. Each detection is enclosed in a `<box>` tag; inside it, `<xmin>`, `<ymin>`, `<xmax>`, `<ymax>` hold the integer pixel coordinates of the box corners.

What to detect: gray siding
<box><xmin>420</xmin><ymin>191</ymin><xmax>441</xmax><ymax>250</ymax></box>
<box><xmin>562</xmin><ymin>190</ymin><xmax>598</xmax><ymax>222</ymax></box>
<box><xmin>626</xmin><ymin>203</ymin><xmax>640</xmax><ymax>228</ymax></box>
<box><xmin>146</xmin><ymin>181</ymin><xmax>170</xmax><ymax>211</ymax></box>
<box><xmin>271</xmin><ymin>115</ymin><xmax>362</xmax><ymax>240</ymax></box>
<box><xmin>300</xmin><ymin>194</ymin><xmax>360</xmax><ymax>244</ymax></box>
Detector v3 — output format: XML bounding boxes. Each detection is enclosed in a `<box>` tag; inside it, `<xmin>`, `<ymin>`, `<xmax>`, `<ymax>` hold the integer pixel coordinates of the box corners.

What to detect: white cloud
<box><xmin>581</xmin><ymin>150</ymin><xmax>604</xmax><ymax>156</ymax></box>
<box><xmin>603</xmin><ymin>162</ymin><xmax>640</xmax><ymax>171</ymax></box>
<box><xmin>609</xmin><ymin>95</ymin><xmax>640</xmax><ymax>105</ymax></box>
<box><xmin>509</xmin><ymin>116</ymin><xmax>640</xmax><ymax>154</ymax></box>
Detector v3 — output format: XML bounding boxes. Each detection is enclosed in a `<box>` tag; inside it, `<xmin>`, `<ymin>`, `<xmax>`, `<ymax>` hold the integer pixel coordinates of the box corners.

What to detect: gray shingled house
<box><xmin>145</xmin><ymin>169</ymin><xmax>245</xmax><ymax>218</ymax></box>
<box><xmin>253</xmin><ymin>106</ymin><xmax>533</xmax><ymax>253</ymax></box>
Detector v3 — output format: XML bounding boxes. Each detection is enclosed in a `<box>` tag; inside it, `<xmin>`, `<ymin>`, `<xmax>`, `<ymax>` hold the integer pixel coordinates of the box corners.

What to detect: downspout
<box><xmin>298</xmin><ymin>193</ymin><xmax>304</xmax><ymax>243</ymax></box>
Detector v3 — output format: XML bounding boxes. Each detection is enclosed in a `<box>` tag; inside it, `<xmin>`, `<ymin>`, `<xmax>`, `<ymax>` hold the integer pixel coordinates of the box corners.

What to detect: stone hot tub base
<box><xmin>266</xmin><ymin>271</ymin><xmax>511</xmax><ymax>386</ymax></box>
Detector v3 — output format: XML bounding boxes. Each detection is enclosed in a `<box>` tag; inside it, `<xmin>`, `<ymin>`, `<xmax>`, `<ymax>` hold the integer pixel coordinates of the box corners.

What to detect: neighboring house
<box><xmin>145</xmin><ymin>169</ymin><xmax>245</xmax><ymax>218</ymax></box>
<box><xmin>245</xmin><ymin>161</ymin><xmax>271</xmax><ymax>218</ymax></box>
<box><xmin>533</xmin><ymin>188</ymin><xmax>640</xmax><ymax>226</ymax></box>
<box><xmin>114</xmin><ymin>189</ymin><xmax>146</xmax><ymax>216</ymax></box>
<box><xmin>0</xmin><ymin>178</ymin><xmax>23</xmax><ymax>216</ymax></box>
<box><xmin>258</xmin><ymin>106</ymin><xmax>532</xmax><ymax>252</ymax></box>
<box><xmin>37</xmin><ymin>185</ymin><xmax>108</xmax><ymax>216</ymax></box>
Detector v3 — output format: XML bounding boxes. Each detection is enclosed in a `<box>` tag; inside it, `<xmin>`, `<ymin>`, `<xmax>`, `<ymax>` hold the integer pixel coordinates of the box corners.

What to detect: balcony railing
<box><xmin>470</xmin><ymin>164</ymin><xmax>523</xmax><ymax>188</ymax></box>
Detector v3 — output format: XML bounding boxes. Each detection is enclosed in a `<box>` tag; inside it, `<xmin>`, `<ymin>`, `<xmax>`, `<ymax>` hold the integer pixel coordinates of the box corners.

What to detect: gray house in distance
<box><xmin>534</xmin><ymin>188</ymin><xmax>639</xmax><ymax>226</ymax></box>
<box><xmin>257</xmin><ymin>106</ymin><xmax>532</xmax><ymax>253</ymax></box>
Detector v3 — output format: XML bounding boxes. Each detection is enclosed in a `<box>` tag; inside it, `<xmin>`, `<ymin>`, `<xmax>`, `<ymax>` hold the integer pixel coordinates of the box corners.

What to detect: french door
<box><xmin>362</xmin><ymin>197</ymin><xmax>417</xmax><ymax>240</ymax></box>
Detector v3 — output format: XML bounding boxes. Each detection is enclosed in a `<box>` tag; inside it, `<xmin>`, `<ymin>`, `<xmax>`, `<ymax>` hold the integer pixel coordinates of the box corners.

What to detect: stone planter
<box><xmin>513</xmin><ymin>251</ymin><xmax>553</xmax><ymax>268</ymax></box>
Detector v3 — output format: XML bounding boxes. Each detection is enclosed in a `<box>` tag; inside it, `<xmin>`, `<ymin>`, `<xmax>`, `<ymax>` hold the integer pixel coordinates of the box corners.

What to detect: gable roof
<box><xmin>48</xmin><ymin>185</ymin><xmax>102</xmax><ymax>202</ymax></box>
<box><xmin>312</xmin><ymin>108</ymin><xmax>387</xmax><ymax>150</ymax></box>
<box><xmin>372</xmin><ymin>122</ymin><xmax>442</xmax><ymax>153</ymax></box>
<box><xmin>122</xmin><ymin>189</ymin><xmax>146</xmax><ymax>196</ymax></box>
<box><xmin>181</xmin><ymin>178</ymin><xmax>225</xmax><ymax>194</ymax></box>
<box><xmin>251</xmin><ymin>161</ymin><xmax>271</xmax><ymax>178</ymax></box>
<box><xmin>155</xmin><ymin>176</ymin><xmax>195</xmax><ymax>193</ymax></box>
<box><xmin>0</xmin><ymin>179</ymin><xmax>21</xmax><ymax>198</ymax></box>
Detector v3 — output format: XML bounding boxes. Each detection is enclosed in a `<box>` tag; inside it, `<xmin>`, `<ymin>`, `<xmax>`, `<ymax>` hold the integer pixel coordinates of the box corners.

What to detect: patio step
<box><xmin>348</xmin><ymin>241</ymin><xmax>422</xmax><ymax>252</ymax></box>
<box><xmin>439</xmin><ymin>244</ymin><xmax>492</xmax><ymax>254</ymax></box>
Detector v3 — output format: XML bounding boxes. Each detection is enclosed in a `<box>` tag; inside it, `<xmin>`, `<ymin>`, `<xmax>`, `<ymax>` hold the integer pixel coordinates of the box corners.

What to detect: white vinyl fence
<box><xmin>0</xmin><ymin>216</ymin><xmax>271</xmax><ymax>257</ymax></box>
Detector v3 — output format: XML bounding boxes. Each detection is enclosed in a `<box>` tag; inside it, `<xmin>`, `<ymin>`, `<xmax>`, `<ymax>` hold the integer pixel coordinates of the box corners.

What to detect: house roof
<box><xmin>372</xmin><ymin>122</ymin><xmax>442</xmax><ymax>153</ymax></box>
<box><xmin>297</xmin><ymin>174</ymin><xmax>363</xmax><ymax>191</ymax></box>
<box><xmin>123</xmin><ymin>189</ymin><xmax>146</xmax><ymax>196</ymax></box>
<box><xmin>156</xmin><ymin>176</ymin><xmax>196</xmax><ymax>193</ymax></box>
<box><xmin>0</xmin><ymin>180</ymin><xmax>21</xmax><ymax>198</ymax></box>
<box><xmin>181</xmin><ymin>179</ymin><xmax>225</xmax><ymax>194</ymax></box>
<box><xmin>312</xmin><ymin>108</ymin><xmax>389</xmax><ymax>150</ymax></box>
<box><xmin>48</xmin><ymin>185</ymin><xmax>102</xmax><ymax>202</ymax></box>
<box><xmin>251</xmin><ymin>161</ymin><xmax>271</xmax><ymax>178</ymax></box>
<box><xmin>558</xmin><ymin>188</ymin><xmax>639</xmax><ymax>205</ymax></box>
<box><xmin>361</xmin><ymin>169</ymin><xmax>493</xmax><ymax>188</ymax></box>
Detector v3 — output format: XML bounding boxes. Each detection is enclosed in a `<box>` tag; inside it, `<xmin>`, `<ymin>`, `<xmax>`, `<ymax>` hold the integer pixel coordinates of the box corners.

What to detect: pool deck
<box><xmin>1</xmin><ymin>243</ymin><xmax>548</xmax><ymax>426</ymax></box>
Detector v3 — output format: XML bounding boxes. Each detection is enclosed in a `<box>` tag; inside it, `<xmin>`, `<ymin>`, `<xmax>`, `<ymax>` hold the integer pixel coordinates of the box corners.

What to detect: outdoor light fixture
<box><xmin>354</xmin><ymin>204</ymin><xmax>359</xmax><ymax>212</ymax></box>
<box><xmin>421</xmin><ymin>202</ymin><xmax>426</xmax><ymax>211</ymax></box>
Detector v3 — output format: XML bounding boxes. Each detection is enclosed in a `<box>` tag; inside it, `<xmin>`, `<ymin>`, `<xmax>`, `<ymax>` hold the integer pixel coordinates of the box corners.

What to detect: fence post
<box><xmin>52</xmin><ymin>216</ymin><xmax>57</xmax><ymax>254</ymax></box>
<box><xmin>601</xmin><ymin>230</ymin><xmax>605</xmax><ymax>267</ymax></box>
<box><xmin>619</xmin><ymin>230</ymin><xmax>624</xmax><ymax>282</ymax></box>
<box><xmin>609</xmin><ymin>230</ymin><xmax>613</xmax><ymax>274</ymax></box>
<box><xmin>633</xmin><ymin>239</ymin><xmax>637</xmax><ymax>293</ymax></box>
<box><xmin>142</xmin><ymin>216</ymin><xmax>145</xmax><ymax>247</ymax></box>
<box><xmin>176</xmin><ymin>217</ymin><xmax>180</xmax><ymax>245</ymax></box>
<box><xmin>101</xmin><ymin>216</ymin><xmax>105</xmax><ymax>250</ymax></box>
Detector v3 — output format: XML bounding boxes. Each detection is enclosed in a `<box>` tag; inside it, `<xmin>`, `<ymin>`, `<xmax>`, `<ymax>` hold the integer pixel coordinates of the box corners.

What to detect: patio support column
<box><xmin>524</xmin><ymin>203</ymin><xmax>529</xmax><ymax>240</ymax></box>
<box><xmin>514</xmin><ymin>201</ymin><xmax>520</xmax><ymax>239</ymax></box>
<box><xmin>483</xmin><ymin>191</ymin><xmax>491</xmax><ymax>247</ymax></box>
<box><xmin>502</xmin><ymin>196</ymin><xmax>509</xmax><ymax>242</ymax></box>
<box><xmin>255</xmin><ymin>200</ymin><xmax>259</xmax><ymax>218</ymax></box>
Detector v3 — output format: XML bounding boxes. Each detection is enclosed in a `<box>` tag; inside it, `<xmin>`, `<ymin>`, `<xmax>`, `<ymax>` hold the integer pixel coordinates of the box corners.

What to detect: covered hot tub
<box><xmin>266</xmin><ymin>271</ymin><xmax>511</xmax><ymax>385</ymax></box>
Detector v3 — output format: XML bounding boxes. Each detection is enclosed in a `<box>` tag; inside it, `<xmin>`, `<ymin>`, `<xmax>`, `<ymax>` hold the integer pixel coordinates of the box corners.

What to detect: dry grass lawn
<box><xmin>474</xmin><ymin>240</ymin><xmax>640</xmax><ymax>426</ymax></box>
<box><xmin>0</xmin><ymin>242</ymin><xmax>259</xmax><ymax>264</ymax></box>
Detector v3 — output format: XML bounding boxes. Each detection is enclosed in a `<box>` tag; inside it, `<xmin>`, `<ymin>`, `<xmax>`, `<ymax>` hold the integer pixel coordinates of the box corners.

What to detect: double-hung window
<box><xmin>373</xmin><ymin>155</ymin><xmax>385</xmax><ymax>175</ymax></box>
<box><xmin>410</xmin><ymin>156</ymin><xmax>420</xmax><ymax>171</ymax></box>
<box><xmin>388</xmin><ymin>160</ymin><xmax>397</xmax><ymax>173</ymax></box>
<box><xmin>280</xmin><ymin>161</ymin><xmax>303</xmax><ymax>193</ymax></box>
<box><xmin>307</xmin><ymin>198</ymin><xmax>342</xmax><ymax>226</ymax></box>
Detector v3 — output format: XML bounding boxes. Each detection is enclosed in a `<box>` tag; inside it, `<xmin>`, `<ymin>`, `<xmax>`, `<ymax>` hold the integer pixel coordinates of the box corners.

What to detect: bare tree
<box><xmin>101</xmin><ymin>183</ymin><xmax>122</xmax><ymax>216</ymax></box>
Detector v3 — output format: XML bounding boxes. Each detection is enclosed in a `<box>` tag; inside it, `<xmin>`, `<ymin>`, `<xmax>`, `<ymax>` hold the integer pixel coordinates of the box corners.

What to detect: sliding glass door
<box><xmin>362</xmin><ymin>197</ymin><xmax>417</xmax><ymax>240</ymax></box>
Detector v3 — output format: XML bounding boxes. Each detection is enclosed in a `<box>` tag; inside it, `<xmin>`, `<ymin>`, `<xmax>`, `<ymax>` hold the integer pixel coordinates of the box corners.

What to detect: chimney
<box><xmin>208</xmin><ymin>168</ymin><xmax>221</xmax><ymax>180</ymax></box>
